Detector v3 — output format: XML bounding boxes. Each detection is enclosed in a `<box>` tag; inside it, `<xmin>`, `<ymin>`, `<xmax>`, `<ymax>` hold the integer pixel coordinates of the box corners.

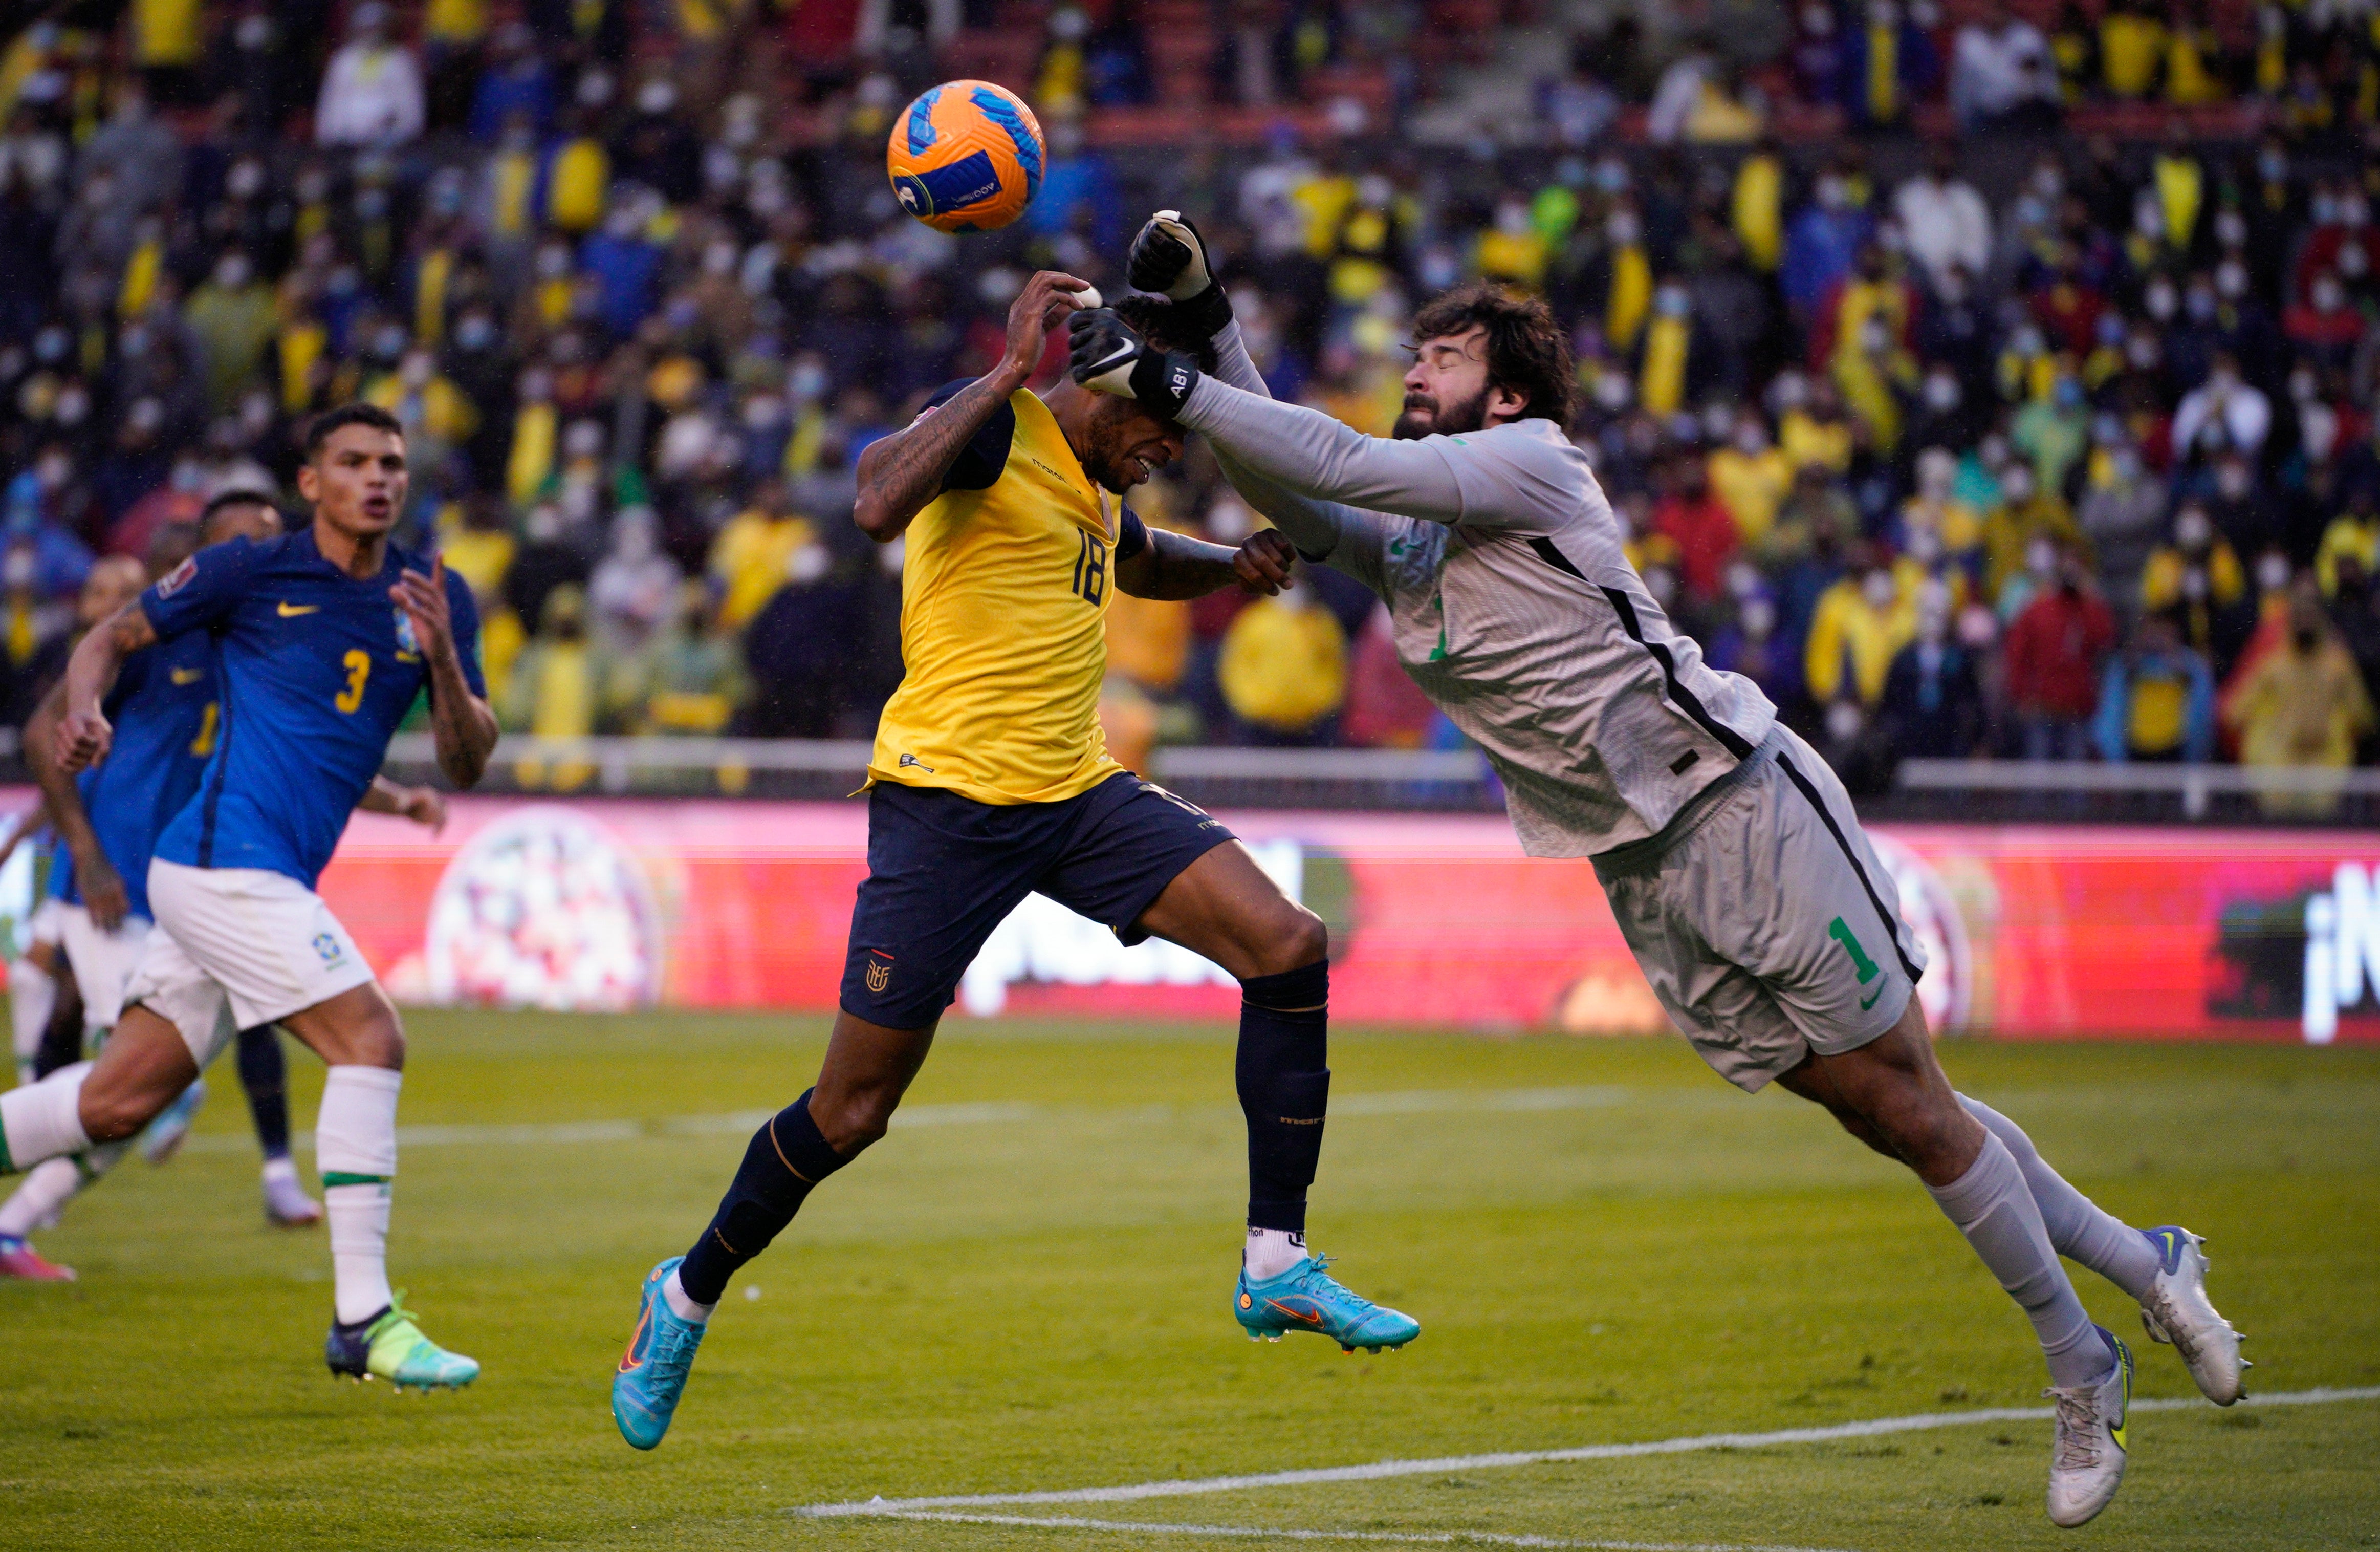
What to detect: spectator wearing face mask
<box><xmin>1836</xmin><ymin>0</ymin><xmax>1939</xmax><ymax>132</ymax></box>
<box><xmin>314</xmin><ymin>3</ymin><xmax>425</xmax><ymax>148</ymax></box>
<box><xmin>2079</xmin><ymin>437</ymin><xmax>2168</xmax><ymax>611</ymax></box>
<box><xmin>2294</xmin><ymin>188</ymin><xmax>2380</xmax><ymax>308</ymax></box>
<box><xmin>1951</xmin><ymin>0</ymin><xmax>2059</xmax><ymax>131</ymax></box>
<box><xmin>1636</xmin><ymin>279</ymin><xmax>1697</xmax><ymax>417</ymax></box>
<box><xmin>1806</xmin><ymin>542</ymin><xmax>1918</xmax><ymax>710</ymax></box>
<box><xmin>2172</xmin><ymin>350</ymin><xmax>2273</xmax><ymax>460</ymax></box>
<box><xmin>2316</xmin><ymin>488</ymin><xmax>2380</xmax><ymax>599</ymax></box>
<box><xmin>1878</xmin><ymin>580</ymin><xmax>1985</xmax><ymax>757</ymax></box>
<box><xmin>2095</xmin><ymin>610</ymin><xmax>2215</xmax><ymax>762</ymax></box>
<box><xmin>1781</xmin><ymin>162</ymin><xmax>1874</xmax><ymax>329</ymax></box>
<box><xmin>1652</xmin><ymin>448</ymin><xmax>1738</xmax><ymax>602</ymax></box>
<box><xmin>2193</xmin><ymin>450</ymin><xmax>2278</xmax><ymax>557</ymax></box>
<box><xmin>2003</xmin><ymin>543</ymin><xmax>2117</xmax><ymax>759</ymax></box>
<box><xmin>2223</xmin><ymin>578</ymin><xmax>2375</xmax><ymax>813</ymax></box>
<box><xmin>182</xmin><ymin>250</ymin><xmax>276</xmax><ymax>412</ymax></box>
<box><xmin>618</xmin><ymin>580</ymin><xmax>748</xmax><ymax>737</ymax></box>
<box><xmin>2284</xmin><ymin>270</ymin><xmax>2364</xmax><ymax>377</ymax></box>
<box><xmin>1895</xmin><ymin>446</ymin><xmax>1984</xmax><ymax>578</ymax></box>
<box><xmin>1707</xmin><ymin>408</ymin><xmax>1794</xmax><ymax>545</ymax></box>
<box><xmin>1895</xmin><ymin>142</ymin><xmax>1992</xmax><ymax>287</ymax></box>
<box><xmin>1982</xmin><ymin>459</ymin><xmax>2086</xmax><ymax>608</ymax></box>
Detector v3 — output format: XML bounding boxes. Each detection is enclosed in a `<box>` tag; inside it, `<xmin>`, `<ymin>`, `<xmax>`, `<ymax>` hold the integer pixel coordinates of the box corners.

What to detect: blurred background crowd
<box><xmin>1</xmin><ymin>0</ymin><xmax>2378</xmax><ymax>793</ymax></box>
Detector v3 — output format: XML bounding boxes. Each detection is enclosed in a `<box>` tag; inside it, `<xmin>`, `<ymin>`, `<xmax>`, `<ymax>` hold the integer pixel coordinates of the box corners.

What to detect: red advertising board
<box><xmin>4</xmin><ymin>787</ymin><xmax>2368</xmax><ymax>1041</ymax></box>
<box><xmin>224</xmin><ymin>796</ymin><xmax>2380</xmax><ymax>1044</ymax></box>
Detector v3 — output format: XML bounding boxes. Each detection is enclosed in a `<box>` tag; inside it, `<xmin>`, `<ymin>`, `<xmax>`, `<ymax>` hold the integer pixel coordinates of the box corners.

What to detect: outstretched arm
<box><xmin>1116</xmin><ymin>527</ymin><xmax>1295</xmax><ymax>601</ymax></box>
<box><xmin>1179</xmin><ymin>375</ymin><xmax>1471</xmax><ymax>523</ymax></box>
<box><xmin>853</xmin><ymin>270</ymin><xmax>1094</xmax><ymax>542</ymax></box>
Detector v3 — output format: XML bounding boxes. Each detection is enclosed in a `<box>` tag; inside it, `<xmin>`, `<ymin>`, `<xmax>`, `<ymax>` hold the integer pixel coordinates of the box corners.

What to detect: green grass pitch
<box><xmin>1</xmin><ymin>1009</ymin><xmax>2374</xmax><ymax>1551</ymax></box>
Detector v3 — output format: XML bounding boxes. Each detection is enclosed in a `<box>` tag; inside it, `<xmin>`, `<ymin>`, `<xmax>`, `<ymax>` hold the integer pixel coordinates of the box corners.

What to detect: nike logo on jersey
<box><xmin>277</xmin><ymin>602</ymin><xmax>319</xmax><ymax>616</ymax></box>
<box><xmin>898</xmin><ymin>753</ymin><xmax>937</xmax><ymax>772</ymax></box>
<box><xmin>170</xmin><ymin>667</ymin><xmax>203</xmax><ymax>685</ymax></box>
<box><xmin>1859</xmin><ymin>984</ymin><xmax>1886</xmax><ymax>1011</ymax></box>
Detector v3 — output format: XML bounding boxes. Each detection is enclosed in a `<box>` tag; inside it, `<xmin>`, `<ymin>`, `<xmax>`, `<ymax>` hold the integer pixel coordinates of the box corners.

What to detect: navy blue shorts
<box><xmin>841</xmin><ymin>771</ymin><xmax>1236</xmax><ymax>1028</ymax></box>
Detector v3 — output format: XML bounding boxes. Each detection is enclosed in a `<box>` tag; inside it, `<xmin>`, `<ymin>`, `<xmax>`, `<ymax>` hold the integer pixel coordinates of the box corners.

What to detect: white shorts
<box><xmin>1594</xmin><ymin>727</ymin><xmax>1927</xmax><ymax>1094</ymax></box>
<box><xmin>125</xmin><ymin>860</ymin><xmax>376</xmax><ymax>1068</ymax></box>
<box><xmin>58</xmin><ymin>905</ymin><xmax>151</xmax><ymax>1032</ymax></box>
<box><xmin>26</xmin><ymin>896</ymin><xmax>63</xmax><ymax>948</ymax></box>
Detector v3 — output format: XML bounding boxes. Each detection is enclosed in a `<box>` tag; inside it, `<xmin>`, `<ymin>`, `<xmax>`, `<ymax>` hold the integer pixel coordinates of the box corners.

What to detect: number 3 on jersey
<box><xmin>1071</xmin><ymin>529</ymin><xmax>1107</xmax><ymax>606</ymax></box>
<box><xmin>335</xmin><ymin>649</ymin><xmax>371</xmax><ymax>713</ymax></box>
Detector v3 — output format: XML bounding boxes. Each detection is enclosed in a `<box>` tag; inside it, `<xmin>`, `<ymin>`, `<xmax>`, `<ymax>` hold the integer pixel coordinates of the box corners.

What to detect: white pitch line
<box><xmin>178</xmin><ymin>1087</ymin><xmax>1627</xmax><ymax>1154</ymax></box>
<box><xmin>795</xmin><ymin>1387</ymin><xmax>2380</xmax><ymax>1518</ymax></box>
<box><xmin>863</xmin><ymin>1510</ymin><xmax>1851</xmax><ymax>1552</ymax></box>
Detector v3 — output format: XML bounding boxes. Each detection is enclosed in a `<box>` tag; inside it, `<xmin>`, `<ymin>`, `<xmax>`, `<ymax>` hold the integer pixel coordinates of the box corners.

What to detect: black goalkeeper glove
<box><xmin>1068</xmin><ymin>308</ymin><xmax>1202</xmax><ymax>420</ymax></box>
<box><xmin>1127</xmin><ymin>209</ymin><xmax>1232</xmax><ymax>338</ymax></box>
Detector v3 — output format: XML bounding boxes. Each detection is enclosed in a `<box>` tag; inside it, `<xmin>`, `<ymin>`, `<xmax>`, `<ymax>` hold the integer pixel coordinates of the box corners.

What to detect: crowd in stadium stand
<box><xmin>0</xmin><ymin>0</ymin><xmax>2376</xmax><ymax>790</ymax></box>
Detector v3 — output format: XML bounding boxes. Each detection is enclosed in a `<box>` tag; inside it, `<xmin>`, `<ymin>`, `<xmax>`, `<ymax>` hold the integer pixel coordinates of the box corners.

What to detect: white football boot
<box><xmin>2137</xmin><ymin>1226</ymin><xmax>2247</xmax><ymax>1405</ymax></box>
<box><xmin>2045</xmin><ymin>1326</ymin><xmax>2132</xmax><ymax>1530</ymax></box>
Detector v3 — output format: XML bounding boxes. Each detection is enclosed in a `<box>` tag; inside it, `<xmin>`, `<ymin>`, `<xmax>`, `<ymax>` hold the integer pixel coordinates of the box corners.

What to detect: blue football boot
<box><xmin>325</xmin><ymin>1295</ymin><xmax>480</xmax><ymax>1391</ymax></box>
<box><xmin>140</xmin><ymin>1079</ymin><xmax>206</xmax><ymax>1166</ymax></box>
<box><xmin>1235</xmin><ymin>1253</ymin><xmax>1420</xmax><ymax>1353</ymax></box>
<box><xmin>613</xmin><ymin>1257</ymin><xmax>708</xmax><ymax>1450</ymax></box>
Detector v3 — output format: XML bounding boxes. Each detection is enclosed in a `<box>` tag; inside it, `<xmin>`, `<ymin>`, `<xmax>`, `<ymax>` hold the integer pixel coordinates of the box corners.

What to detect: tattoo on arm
<box><xmin>854</xmin><ymin>373</ymin><xmax>1016</xmax><ymax>541</ymax></box>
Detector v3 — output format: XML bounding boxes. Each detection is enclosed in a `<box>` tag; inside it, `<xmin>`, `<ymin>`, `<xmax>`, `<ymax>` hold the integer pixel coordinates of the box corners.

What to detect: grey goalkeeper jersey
<box><xmin>1185</xmin><ymin>323</ymin><xmax>1777</xmax><ymax>858</ymax></box>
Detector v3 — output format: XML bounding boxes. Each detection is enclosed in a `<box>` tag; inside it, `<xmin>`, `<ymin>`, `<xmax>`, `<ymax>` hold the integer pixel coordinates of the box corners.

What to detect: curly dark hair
<box><xmin>1410</xmin><ymin>283</ymin><xmax>1574</xmax><ymax>427</ymax></box>
<box><xmin>1116</xmin><ymin>293</ymin><xmax>1220</xmax><ymax>374</ymax></box>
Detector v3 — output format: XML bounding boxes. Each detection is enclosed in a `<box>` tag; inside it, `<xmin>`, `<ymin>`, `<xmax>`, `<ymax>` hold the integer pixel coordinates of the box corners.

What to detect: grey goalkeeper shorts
<box><xmin>1592</xmin><ymin>726</ymin><xmax>1926</xmax><ymax>1093</ymax></box>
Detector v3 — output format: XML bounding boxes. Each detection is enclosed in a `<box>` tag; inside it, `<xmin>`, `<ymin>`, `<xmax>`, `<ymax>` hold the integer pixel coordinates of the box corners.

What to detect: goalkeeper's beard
<box><xmin>1393</xmin><ymin>384</ymin><xmax>1492</xmax><ymax>440</ymax></box>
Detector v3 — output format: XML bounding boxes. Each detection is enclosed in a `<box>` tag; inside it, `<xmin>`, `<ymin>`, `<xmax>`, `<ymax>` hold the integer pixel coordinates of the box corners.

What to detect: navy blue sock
<box><xmin>236</xmin><ymin>1024</ymin><xmax>291</xmax><ymax>1160</ymax></box>
<box><xmin>1237</xmin><ymin>960</ymin><xmax>1330</xmax><ymax>1234</ymax></box>
<box><xmin>678</xmin><ymin>1089</ymin><xmax>849</xmax><ymax>1305</ymax></box>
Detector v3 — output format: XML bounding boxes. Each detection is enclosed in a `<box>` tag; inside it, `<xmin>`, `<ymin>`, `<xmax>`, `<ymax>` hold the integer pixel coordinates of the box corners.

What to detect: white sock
<box><xmin>316</xmin><ymin>1066</ymin><xmax>401</xmax><ymax>1326</ymax></box>
<box><xmin>10</xmin><ymin>957</ymin><xmax>55</xmax><ymax>1081</ymax></box>
<box><xmin>662</xmin><ymin>1267</ymin><xmax>714</xmax><ymax>1323</ymax></box>
<box><xmin>1958</xmin><ymin>1095</ymin><xmax>2163</xmax><ymax>1301</ymax></box>
<box><xmin>1928</xmin><ymin>1133</ymin><xmax>2111</xmax><ymax>1389</ymax></box>
<box><xmin>0</xmin><ymin>1062</ymin><xmax>92</xmax><ymax>1172</ymax></box>
<box><xmin>1244</xmin><ymin>1227</ymin><xmax>1308</xmax><ymax>1281</ymax></box>
<box><xmin>0</xmin><ymin>1157</ymin><xmax>84</xmax><ymax>1237</ymax></box>
<box><xmin>261</xmin><ymin>1155</ymin><xmax>301</xmax><ymax>1187</ymax></box>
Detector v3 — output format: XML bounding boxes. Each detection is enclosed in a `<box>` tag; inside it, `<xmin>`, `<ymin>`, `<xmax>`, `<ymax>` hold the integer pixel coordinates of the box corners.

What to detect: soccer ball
<box><xmin>886</xmin><ymin>80</ymin><xmax>1045</xmax><ymax>234</ymax></box>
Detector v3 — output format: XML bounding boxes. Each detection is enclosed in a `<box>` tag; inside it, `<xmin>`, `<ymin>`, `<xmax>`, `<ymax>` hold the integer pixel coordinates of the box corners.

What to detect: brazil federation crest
<box><xmin>393</xmin><ymin>607</ymin><xmax>421</xmax><ymax>656</ymax></box>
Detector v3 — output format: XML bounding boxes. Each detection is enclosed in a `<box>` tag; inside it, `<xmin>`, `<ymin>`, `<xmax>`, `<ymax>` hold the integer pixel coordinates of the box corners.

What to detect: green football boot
<box><xmin>325</xmin><ymin>1295</ymin><xmax>481</xmax><ymax>1392</ymax></box>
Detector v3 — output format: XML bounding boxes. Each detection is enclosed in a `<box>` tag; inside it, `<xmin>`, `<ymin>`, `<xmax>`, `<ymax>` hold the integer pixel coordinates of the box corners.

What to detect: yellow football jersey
<box><xmin>869</xmin><ymin>388</ymin><xmax>1125</xmax><ymax>805</ymax></box>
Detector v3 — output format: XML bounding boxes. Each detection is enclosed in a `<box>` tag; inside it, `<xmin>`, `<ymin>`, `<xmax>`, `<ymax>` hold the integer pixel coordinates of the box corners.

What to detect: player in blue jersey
<box><xmin>0</xmin><ymin>493</ymin><xmax>455</xmax><ymax>1280</ymax></box>
<box><xmin>0</xmin><ymin>406</ymin><xmax>499</xmax><ymax>1388</ymax></box>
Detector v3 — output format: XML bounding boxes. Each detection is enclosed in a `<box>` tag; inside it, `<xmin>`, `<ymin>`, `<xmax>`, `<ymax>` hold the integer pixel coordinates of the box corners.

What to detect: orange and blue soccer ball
<box><xmin>886</xmin><ymin>80</ymin><xmax>1044</xmax><ymax>233</ymax></box>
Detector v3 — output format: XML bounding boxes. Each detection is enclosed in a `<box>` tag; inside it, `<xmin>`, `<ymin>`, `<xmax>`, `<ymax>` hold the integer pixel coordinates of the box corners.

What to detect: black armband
<box><xmin>1116</xmin><ymin>507</ymin><xmax>1149</xmax><ymax>561</ymax></box>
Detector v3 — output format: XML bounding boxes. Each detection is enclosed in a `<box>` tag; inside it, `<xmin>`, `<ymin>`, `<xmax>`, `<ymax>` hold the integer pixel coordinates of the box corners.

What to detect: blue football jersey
<box><xmin>144</xmin><ymin>527</ymin><xmax>484</xmax><ymax>889</ymax></box>
<box><xmin>48</xmin><ymin>630</ymin><xmax>219</xmax><ymax>919</ymax></box>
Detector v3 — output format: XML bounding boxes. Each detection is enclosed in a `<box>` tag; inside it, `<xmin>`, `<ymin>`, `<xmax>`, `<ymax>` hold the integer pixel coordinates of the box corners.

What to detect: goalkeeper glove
<box><xmin>1068</xmin><ymin>309</ymin><xmax>1202</xmax><ymax>420</ymax></box>
<box><xmin>1127</xmin><ymin>209</ymin><xmax>1232</xmax><ymax>338</ymax></box>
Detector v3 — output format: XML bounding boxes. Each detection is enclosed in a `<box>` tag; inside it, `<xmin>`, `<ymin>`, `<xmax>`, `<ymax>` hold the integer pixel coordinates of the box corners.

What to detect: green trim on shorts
<box><xmin>320</xmin><ymin>1171</ymin><xmax>391</xmax><ymax>1188</ymax></box>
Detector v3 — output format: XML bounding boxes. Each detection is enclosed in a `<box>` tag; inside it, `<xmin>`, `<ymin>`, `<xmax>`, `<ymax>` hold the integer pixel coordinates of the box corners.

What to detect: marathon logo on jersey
<box><xmin>312</xmin><ymin>931</ymin><xmax>347</xmax><ymax>967</ymax></box>
<box><xmin>156</xmin><ymin>556</ymin><xmax>198</xmax><ymax>597</ymax></box>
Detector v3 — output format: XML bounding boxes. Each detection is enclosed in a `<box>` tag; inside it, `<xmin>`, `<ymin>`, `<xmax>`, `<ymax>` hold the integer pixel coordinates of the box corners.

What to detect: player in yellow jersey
<box><xmin>611</xmin><ymin>272</ymin><xmax>1418</xmax><ymax>1450</ymax></box>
